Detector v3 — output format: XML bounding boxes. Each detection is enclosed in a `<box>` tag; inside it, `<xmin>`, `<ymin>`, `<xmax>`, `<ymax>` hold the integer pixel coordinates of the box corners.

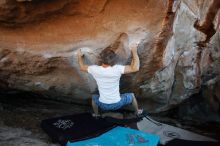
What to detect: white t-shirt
<box><xmin>88</xmin><ymin>65</ymin><xmax>125</xmax><ymax>104</ymax></box>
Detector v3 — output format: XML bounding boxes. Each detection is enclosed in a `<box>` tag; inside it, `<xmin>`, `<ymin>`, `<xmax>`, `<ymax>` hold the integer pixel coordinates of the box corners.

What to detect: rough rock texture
<box><xmin>0</xmin><ymin>0</ymin><xmax>220</xmax><ymax>114</ymax></box>
<box><xmin>0</xmin><ymin>126</ymin><xmax>58</xmax><ymax>146</ymax></box>
<box><xmin>0</xmin><ymin>93</ymin><xmax>90</xmax><ymax>146</ymax></box>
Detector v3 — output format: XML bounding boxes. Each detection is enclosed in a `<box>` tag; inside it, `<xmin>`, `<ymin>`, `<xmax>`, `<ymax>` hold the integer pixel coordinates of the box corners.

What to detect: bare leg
<box><xmin>92</xmin><ymin>99</ymin><xmax>99</xmax><ymax>115</ymax></box>
<box><xmin>131</xmin><ymin>93</ymin><xmax>139</xmax><ymax>114</ymax></box>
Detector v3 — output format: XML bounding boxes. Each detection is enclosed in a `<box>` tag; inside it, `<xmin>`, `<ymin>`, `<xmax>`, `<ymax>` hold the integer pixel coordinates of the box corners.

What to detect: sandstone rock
<box><xmin>0</xmin><ymin>0</ymin><xmax>219</xmax><ymax>113</ymax></box>
<box><xmin>0</xmin><ymin>125</ymin><xmax>58</xmax><ymax>146</ymax></box>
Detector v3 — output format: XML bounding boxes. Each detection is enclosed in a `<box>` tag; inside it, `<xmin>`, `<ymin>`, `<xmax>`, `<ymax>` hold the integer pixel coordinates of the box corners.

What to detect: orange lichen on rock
<box><xmin>194</xmin><ymin>0</ymin><xmax>220</xmax><ymax>44</ymax></box>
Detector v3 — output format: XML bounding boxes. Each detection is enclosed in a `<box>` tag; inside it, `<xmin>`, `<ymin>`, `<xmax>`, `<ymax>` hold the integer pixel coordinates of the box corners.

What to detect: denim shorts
<box><xmin>92</xmin><ymin>93</ymin><xmax>133</xmax><ymax>111</ymax></box>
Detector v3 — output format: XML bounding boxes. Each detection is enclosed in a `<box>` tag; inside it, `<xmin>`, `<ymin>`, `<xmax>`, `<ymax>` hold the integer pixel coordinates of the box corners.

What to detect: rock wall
<box><xmin>0</xmin><ymin>0</ymin><xmax>220</xmax><ymax>113</ymax></box>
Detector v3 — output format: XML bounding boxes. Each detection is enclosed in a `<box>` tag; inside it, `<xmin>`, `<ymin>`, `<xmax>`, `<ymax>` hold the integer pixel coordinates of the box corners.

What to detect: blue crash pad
<box><xmin>67</xmin><ymin>126</ymin><xmax>160</xmax><ymax>146</ymax></box>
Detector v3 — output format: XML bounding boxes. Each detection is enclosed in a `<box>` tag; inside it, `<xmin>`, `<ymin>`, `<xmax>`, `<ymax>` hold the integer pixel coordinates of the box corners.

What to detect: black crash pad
<box><xmin>41</xmin><ymin>113</ymin><xmax>116</xmax><ymax>146</ymax></box>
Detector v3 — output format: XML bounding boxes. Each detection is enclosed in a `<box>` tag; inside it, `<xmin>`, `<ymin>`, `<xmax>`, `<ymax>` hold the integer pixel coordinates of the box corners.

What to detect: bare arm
<box><xmin>124</xmin><ymin>44</ymin><xmax>140</xmax><ymax>74</ymax></box>
<box><xmin>77</xmin><ymin>49</ymin><xmax>88</xmax><ymax>72</ymax></box>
